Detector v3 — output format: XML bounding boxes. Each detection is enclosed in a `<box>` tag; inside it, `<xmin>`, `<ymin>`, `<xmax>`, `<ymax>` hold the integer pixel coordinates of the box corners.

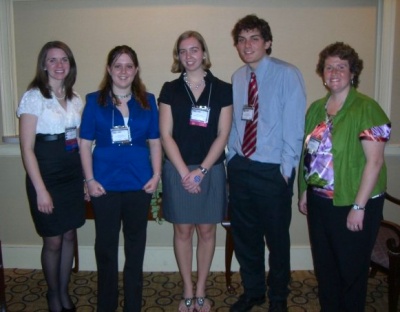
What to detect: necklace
<box><xmin>183</xmin><ymin>72</ymin><xmax>206</xmax><ymax>90</ymax></box>
<box><xmin>53</xmin><ymin>88</ymin><xmax>65</xmax><ymax>100</ymax></box>
<box><xmin>115</xmin><ymin>92</ymin><xmax>132</xmax><ymax>99</ymax></box>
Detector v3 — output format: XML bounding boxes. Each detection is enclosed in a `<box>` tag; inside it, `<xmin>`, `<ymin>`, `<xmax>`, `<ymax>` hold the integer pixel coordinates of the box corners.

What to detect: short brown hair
<box><xmin>316</xmin><ymin>42</ymin><xmax>363</xmax><ymax>88</ymax></box>
<box><xmin>231</xmin><ymin>14</ymin><xmax>273</xmax><ymax>55</ymax></box>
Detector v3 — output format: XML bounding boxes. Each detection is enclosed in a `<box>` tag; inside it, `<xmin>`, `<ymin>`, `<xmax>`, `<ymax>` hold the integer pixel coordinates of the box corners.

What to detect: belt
<box><xmin>36</xmin><ymin>133</ymin><xmax>65</xmax><ymax>142</ymax></box>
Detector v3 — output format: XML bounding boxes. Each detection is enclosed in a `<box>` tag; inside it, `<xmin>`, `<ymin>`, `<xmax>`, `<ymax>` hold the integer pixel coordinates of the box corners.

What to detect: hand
<box><xmin>347</xmin><ymin>209</ymin><xmax>365</xmax><ymax>231</ymax></box>
<box><xmin>143</xmin><ymin>175</ymin><xmax>160</xmax><ymax>194</ymax></box>
<box><xmin>87</xmin><ymin>179</ymin><xmax>106</xmax><ymax>197</ymax></box>
<box><xmin>181</xmin><ymin>170</ymin><xmax>202</xmax><ymax>194</ymax></box>
<box><xmin>36</xmin><ymin>189</ymin><xmax>54</xmax><ymax>214</ymax></box>
<box><xmin>298</xmin><ymin>191</ymin><xmax>308</xmax><ymax>215</ymax></box>
<box><xmin>83</xmin><ymin>182</ymin><xmax>91</xmax><ymax>201</ymax></box>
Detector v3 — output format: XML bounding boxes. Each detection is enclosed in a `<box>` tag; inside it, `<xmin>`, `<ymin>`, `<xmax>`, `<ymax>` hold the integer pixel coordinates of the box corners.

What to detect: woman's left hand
<box><xmin>346</xmin><ymin>209</ymin><xmax>365</xmax><ymax>231</ymax></box>
<box><xmin>181</xmin><ymin>170</ymin><xmax>202</xmax><ymax>194</ymax></box>
<box><xmin>143</xmin><ymin>175</ymin><xmax>160</xmax><ymax>194</ymax></box>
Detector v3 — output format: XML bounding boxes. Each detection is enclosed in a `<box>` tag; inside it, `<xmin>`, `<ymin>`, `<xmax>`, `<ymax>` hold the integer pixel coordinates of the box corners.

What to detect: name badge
<box><xmin>306</xmin><ymin>137</ymin><xmax>321</xmax><ymax>154</ymax></box>
<box><xmin>189</xmin><ymin>107</ymin><xmax>210</xmax><ymax>128</ymax></box>
<box><xmin>110</xmin><ymin>126</ymin><xmax>131</xmax><ymax>144</ymax></box>
<box><xmin>65</xmin><ymin>126</ymin><xmax>78</xmax><ymax>152</ymax></box>
<box><xmin>241</xmin><ymin>105</ymin><xmax>254</xmax><ymax>121</ymax></box>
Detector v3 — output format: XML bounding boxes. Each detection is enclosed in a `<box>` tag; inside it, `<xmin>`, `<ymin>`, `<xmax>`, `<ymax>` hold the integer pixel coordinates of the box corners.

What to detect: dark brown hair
<box><xmin>231</xmin><ymin>14</ymin><xmax>273</xmax><ymax>55</ymax></box>
<box><xmin>27</xmin><ymin>41</ymin><xmax>77</xmax><ymax>100</ymax></box>
<box><xmin>316</xmin><ymin>42</ymin><xmax>363</xmax><ymax>88</ymax></box>
<box><xmin>98</xmin><ymin>45</ymin><xmax>149</xmax><ymax>109</ymax></box>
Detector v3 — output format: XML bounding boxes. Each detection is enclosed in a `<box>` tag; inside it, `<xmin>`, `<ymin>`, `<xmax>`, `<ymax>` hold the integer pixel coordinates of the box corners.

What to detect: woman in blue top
<box><xmin>79</xmin><ymin>45</ymin><xmax>162</xmax><ymax>312</ymax></box>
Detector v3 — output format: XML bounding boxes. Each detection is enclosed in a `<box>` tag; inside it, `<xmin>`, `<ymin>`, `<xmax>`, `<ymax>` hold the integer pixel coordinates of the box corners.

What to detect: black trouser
<box><xmin>91</xmin><ymin>191</ymin><xmax>151</xmax><ymax>312</ymax></box>
<box><xmin>227</xmin><ymin>155</ymin><xmax>294</xmax><ymax>301</ymax></box>
<box><xmin>307</xmin><ymin>190</ymin><xmax>383</xmax><ymax>312</ymax></box>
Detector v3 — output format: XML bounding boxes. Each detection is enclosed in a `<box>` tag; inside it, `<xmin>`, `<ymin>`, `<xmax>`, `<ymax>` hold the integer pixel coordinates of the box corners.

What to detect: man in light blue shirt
<box><xmin>227</xmin><ymin>14</ymin><xmax>306</xmax><ymax>312</ymax></box>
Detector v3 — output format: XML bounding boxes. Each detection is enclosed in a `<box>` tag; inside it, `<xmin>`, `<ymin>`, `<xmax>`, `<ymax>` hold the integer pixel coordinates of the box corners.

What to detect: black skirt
<box><xmin>26</xmin><ymin>136</ymin><xmax>85</xmax><ymax>237</ymax></box>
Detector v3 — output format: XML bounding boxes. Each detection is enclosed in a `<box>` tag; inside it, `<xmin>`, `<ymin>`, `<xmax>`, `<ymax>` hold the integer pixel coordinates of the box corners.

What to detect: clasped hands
<box><xmin>181</xmin><ymin>169</ymin><xmax>203</xmax><ymax>194</ymax></box>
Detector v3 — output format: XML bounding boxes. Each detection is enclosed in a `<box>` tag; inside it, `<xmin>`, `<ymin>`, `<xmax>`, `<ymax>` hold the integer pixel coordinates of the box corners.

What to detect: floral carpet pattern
<box><xmin>3</xmin><ymin>269</ymin><xmax>395</xmax><ymax>311</ymax></box>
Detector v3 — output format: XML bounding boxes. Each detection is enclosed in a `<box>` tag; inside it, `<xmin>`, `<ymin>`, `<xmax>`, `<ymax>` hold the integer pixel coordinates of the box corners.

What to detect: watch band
<box><xmin>198</xmin><ymin>165</ymin><xmax>208</xmax><ymax>175</ymax></box>
<box><xmin>352</xmin><ymin>203</ymin><xmax>365</xmax><ymax>210</ymax></box>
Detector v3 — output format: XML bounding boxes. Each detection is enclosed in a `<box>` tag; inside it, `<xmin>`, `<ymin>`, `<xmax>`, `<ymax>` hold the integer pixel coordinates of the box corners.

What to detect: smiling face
<box><xmin>323</xmin><ymin>56</ymin><xmax>353</xmax><ymax>95</ymax></box>
<box><xmin>44</xmin><ymin>48</ymin><xmax>70</xmax><ymax>84</ymax></box>
<box><xmin>236</xmin><ymin>28</ymin><xmax>271</xmax><ymax>70</ymax></box>
<box><xmin>178</xmin><ymin>36</ymin><xmax>205</xmax><ymax>73</ymax></box>
<box><xmin>107</xmin><ymin>53</ymin><xmax>138</xmax><ymax>93</ymax></box>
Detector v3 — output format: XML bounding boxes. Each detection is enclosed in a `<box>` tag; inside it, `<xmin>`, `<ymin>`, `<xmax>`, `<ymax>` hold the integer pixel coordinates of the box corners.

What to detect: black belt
<box><xmin>36</xmin><ymin>133</ymin><xmax>65</xmax><ymax>142</ymax></box>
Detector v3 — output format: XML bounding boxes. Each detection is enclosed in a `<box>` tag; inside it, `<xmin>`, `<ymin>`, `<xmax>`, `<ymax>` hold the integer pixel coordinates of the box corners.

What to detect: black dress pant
<box><xmin>307</xmin><ymin>190</ymin><xmax>383</xmax><ymax>312</ymax></box>
<box><xmin>91</xmin><ymin>190</ymin><xmax>151</xmax><ymax>312</ymax></box>
<box><xmin>227</xmin><ymin>155</ymin><xmax>294</xmax><ymax>301</ymax></box>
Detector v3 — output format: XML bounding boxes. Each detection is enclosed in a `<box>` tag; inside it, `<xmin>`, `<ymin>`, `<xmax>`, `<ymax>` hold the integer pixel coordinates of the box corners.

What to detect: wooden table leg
<box><xmin>222</xmin><ymin>220</ymin><xmax>235</xmax><ymax>293</ymax></box>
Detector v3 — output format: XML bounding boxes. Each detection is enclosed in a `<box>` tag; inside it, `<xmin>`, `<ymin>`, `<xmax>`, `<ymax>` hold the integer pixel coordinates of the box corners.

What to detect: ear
<box><xmin>264</xmin><ymin>40</ymin><xmax>272</xmax><ymax>50</ymax></box>
<box><xmin>107</xmin><ymin>66</ymin><xmax>111</xmax><ymax>75</ymax></box>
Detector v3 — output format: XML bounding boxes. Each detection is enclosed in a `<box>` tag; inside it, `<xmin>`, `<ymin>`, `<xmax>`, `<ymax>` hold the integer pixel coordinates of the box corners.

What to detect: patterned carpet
<box><xmin>3</xmin><ymin>269</ymin><xmax>394</xmax><ymax>311</ymax></box>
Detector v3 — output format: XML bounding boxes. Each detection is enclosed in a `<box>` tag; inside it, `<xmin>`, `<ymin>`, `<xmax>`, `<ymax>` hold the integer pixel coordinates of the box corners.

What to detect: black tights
<box><xmin>42</xmin><ymin>229</ymin><xmax>76</xmax><ymax>311</ymax></box>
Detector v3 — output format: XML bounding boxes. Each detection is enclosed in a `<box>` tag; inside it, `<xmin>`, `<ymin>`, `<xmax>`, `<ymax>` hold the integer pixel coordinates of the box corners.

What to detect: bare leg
<box><xmin>174</xmin><ymin>224</ymin><xmax>195</xmax><ymax>311</ymax></box>
<box><xmin>195</xmin><ymin>224</ymin><xmax>216</xmax><ymax>312</ymax></box>
<box><xmin>42</xmin><ymin>235</ymin><xmax>62</xmax><ymax>312</ymax></box>
<box><xmin>59</xmin><ymin>229</ymin><xmax>76</xmax><ymax>309</ymax></box>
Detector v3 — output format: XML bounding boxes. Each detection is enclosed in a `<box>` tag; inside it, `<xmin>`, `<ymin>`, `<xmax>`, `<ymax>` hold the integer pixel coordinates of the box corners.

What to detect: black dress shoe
<box><xmin>62</xmin><ymin>306</ymin><xmax>76</xmax><ymax>312</ymax></box>
<box><xmin>269</xmin><ymin>300</ymin><xmax>287</xmax><ymax>312</ymax></box>
<box><xmin>230</xmin><ymin>294</ymin><xmax>266</xmax><ymax>312</ymax></box>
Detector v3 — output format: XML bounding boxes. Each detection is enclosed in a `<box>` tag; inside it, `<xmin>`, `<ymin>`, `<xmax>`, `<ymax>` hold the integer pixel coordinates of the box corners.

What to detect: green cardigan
<box><xmin>298</xmin><ymin>87</ymin><xmax>390</xmax><ymax>206</ymax></box>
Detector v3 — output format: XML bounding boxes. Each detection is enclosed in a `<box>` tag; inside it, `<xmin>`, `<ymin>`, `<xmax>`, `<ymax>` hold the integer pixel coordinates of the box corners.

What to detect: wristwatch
<box><xmin>198</xmin><ymin>165</ymin><xmax>208</xmax><ymax>175</ymax></box>
<box><xmin>352</xmin><ymin>203</ymin><xmax>365</xmax><ymax>210</ymax></box>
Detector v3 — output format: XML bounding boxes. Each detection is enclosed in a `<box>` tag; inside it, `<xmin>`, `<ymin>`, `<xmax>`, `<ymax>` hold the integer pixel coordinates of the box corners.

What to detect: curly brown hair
<box><xmin>316</xmin><ymin>42</ymin><xmax>363</xmax><ymax>88</ymax></box>
<box><xmin>231</xmin><ymin>14</ymin><xmax>273</xmax><ymax>55</ymax></box>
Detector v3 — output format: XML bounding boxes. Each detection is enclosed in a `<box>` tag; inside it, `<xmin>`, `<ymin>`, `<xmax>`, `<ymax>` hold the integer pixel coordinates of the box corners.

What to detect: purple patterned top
<box><xmin>304</xmin><ymin>120</ymin><xmax>391</xmax><ymax>198</ymax></box>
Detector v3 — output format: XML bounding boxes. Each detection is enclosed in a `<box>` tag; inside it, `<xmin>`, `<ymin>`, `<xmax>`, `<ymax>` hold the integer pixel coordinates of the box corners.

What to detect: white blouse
<box><xmin>17</xmin><ymin>88</ymin><xmax>83</xmax><ymax>134</ymax></box>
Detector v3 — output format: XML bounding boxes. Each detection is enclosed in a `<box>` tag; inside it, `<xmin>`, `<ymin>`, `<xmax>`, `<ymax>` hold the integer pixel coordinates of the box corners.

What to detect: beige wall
<box><xmin>14</xmin><ymin>0</ymin><xmax>378</xmax><ymax>109</ymax></box>
<box><xmin>1</xmin><ymin>0</ymin><xmax>399</xmax><ymax>270</ymax></box>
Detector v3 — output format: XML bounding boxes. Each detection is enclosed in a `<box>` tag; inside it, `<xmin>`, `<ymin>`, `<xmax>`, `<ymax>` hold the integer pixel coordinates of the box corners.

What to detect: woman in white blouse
<box><xmin>17</xmin><ymin>41</ymin><xmax>85</xmax><ymax>312</ymax></box>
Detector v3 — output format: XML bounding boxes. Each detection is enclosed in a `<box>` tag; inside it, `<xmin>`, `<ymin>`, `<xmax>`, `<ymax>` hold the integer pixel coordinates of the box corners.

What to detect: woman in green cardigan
<box><xmin>298</xmin><ymin>42</ymin><xmax>391</xmax><ymax>312</ymax></box>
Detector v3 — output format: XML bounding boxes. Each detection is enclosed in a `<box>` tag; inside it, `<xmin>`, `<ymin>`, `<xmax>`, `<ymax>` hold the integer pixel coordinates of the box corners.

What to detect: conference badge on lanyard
<box><xmin>241</xmin><ymin>105</ymin><xmax>255</xmax><ymax>121</ymax></box>
<box><xmin>189</xmin><ymin>106</ymin><xmax>210</xmax><ymax>128</ymax></box>
<box><xmin>65</xmin><ymin>126</ymin><xmax>78</xmax><ymax>152</ymax></box>
<box><xmin>110</xmin><ymin>126</ymin><xmax>131</xmax><ymax>144</ymax></box>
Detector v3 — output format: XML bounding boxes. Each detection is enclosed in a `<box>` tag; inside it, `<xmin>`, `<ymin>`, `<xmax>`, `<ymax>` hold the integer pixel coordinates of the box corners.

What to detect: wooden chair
<box><xmin>370</xmin><ymin>192</ymin><xmax>400</xmax><ymax>312</ymax></box>
<box><xmin>221</xmin><ymin>218</ymin><xmax>235</xmax><ymax>293</ymax></box>
<box><xmin>0</xmin><ymin>240</ymin><xmax>7</xmax><ymax>312</ymax></box>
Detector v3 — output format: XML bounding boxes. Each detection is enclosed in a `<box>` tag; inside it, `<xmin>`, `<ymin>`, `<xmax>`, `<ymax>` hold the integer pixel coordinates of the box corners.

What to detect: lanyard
<box><xmin>184</xmin><ymin>82</ymin><xmax>212</xmax><ymax>108</ymax></box>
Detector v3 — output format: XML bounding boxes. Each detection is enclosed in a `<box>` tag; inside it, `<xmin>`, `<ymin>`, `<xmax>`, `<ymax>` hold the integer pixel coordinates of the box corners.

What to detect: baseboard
<box><xmin>2</xmin><ymin>245</ymin><xmax>313</xmax><ymax>271</ymax></box>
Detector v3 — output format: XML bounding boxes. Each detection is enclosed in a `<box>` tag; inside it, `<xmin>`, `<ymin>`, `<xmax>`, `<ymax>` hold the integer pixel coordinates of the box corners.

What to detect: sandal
<box><xmin>195</xmin><ymin>297</ymin><xmax>211</xmax><ymax>312</ymax></box>
<box><xmin>179</xmin><ymin>297</ymin><xmax>194</xmax><ymax>312</ymax></box>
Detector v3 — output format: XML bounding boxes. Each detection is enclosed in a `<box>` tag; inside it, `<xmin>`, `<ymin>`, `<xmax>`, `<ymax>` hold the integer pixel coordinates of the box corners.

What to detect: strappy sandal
<box><xmin>195</xmin><ymin>297</ymin><xmax>211</xmax><ymax>312</ymax></box>
<box><xmin>179</xmin><ymin>297</ymin><xmax>194</xmax><ymax>312</ymax></box>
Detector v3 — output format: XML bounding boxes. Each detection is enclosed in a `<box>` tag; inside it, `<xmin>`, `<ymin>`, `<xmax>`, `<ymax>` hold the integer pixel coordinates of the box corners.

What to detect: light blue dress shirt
<box><xmin>227</xmin><ymin>55</ymin><xmax>306</xmax><ymax>178</ymax></box>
